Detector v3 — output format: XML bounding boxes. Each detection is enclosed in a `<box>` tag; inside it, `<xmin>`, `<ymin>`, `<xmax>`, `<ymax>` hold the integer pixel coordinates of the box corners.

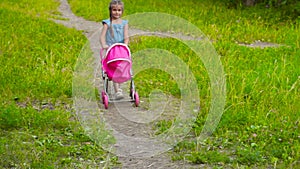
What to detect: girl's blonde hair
<box><xmin>108</xmin><ymin>0</ymin><xmax>124</xmax><ymax>38</ymax></box>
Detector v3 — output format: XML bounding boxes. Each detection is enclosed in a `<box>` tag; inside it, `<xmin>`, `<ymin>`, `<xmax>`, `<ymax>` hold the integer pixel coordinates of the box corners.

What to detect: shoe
<box><xmin>115</xmin><ymin>91</ymin><xmax>124</xmax><ymax>100</ymax></box>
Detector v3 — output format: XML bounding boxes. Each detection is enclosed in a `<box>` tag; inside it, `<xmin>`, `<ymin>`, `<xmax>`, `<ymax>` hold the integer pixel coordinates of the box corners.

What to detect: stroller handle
<box><xmin>100</xmin><ymin>43</ymin><xmax>130</xmax><ymax>61</ymax></box>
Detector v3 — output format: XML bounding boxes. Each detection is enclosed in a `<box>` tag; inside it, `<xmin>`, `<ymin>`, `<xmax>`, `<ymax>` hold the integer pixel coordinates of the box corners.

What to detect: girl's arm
<box><xmin>124</xmin><ymin>23</ymin><xmax>129</xmax><ymax>45</ymax></box>
<box><xmin>100</xmin><ymin>23</ymin><xmax>109</xmax><ymax>49</ymax></box>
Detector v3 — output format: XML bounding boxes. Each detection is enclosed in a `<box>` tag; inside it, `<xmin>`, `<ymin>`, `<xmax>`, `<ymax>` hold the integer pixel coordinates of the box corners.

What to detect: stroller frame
<box><xmin>100</xmin><ymin>43</ymin><xmax>139</xmax><ymax>109</ymax></box>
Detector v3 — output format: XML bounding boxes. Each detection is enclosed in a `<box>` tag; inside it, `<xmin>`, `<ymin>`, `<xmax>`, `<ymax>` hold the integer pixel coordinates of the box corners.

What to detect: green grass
<box><xmin>1</xmin><ymin>0</ymin><xmax>299</xmax><ymax>168</ymax></box>
<box><xmin>68</xmin><ymin>0</ymin><xmax>299</xmax><ymax>168</ymax></box>
<box><xmin>68</xmin><ymin>0</ymin><xmax>300</xmax><ymax>46</ymax></box>
<box><xmin>0</xmin><ymin>0</ymin><xmax>60</xmax><ymax>18</ymax></box>
<box><xmin>129</xmin><ymin>37</ymin><xmax>299</xmax><ymax>168</ymax></box>
<box><xmin>0</xmin><ymin>104</ymin><xmax>115</xmax><ymax>168</ymax></box>
<box><xmin>1</xmin><ymin>10</ymin><xmax>81</xmax><ymax>101</ymax></box>
<box><xmin>0</xmin><ymin>1</ymin><xmax>116</xmax><ymax>168</ymax></box>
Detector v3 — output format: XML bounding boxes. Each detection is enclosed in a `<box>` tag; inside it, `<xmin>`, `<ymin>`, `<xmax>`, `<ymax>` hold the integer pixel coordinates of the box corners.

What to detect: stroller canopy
<box><xmin>102</xmin><ymin>43</ymin><xmax>132</xmax><ymax>83</ymax></box>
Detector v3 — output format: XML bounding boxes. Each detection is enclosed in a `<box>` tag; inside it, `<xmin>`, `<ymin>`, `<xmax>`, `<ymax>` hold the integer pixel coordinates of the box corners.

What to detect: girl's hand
<box><xmin>102</xmin><ymin>44</ymin><xmax>109</xmax><ymax>49</ymax></box>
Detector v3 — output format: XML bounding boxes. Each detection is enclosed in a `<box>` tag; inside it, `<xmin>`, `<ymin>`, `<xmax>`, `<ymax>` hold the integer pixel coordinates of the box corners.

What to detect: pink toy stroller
<box><xmin>100</xmin><ymin>43</ymin><xmax>139</xmax><ymax>109</ymax></box>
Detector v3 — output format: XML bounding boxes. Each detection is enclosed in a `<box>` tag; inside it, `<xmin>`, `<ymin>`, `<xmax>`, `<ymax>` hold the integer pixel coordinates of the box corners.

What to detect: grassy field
<box><xmin>69</xmin><ymin>0</ymin><xmax>299</xmax><ymax>168</ymax></box>
<box><xmin>1</xmin><ymin>0</ymin><xmax>299</xmax><ymax>168</ymax></box>
<box><xmin>0</xmin><ymin>0</ymin><xmax>117</xmax><ymax>168</ymax></box>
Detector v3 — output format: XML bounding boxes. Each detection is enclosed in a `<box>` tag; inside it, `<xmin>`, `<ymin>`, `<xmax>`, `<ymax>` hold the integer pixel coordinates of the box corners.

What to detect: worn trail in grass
<box><xmin>50</xmin><ymin>0</ymin><xmax>300</xmax><ymax>168</ymax></box>
<box><xmin>52</xmin><ymin>0</ymin><xmax>207</xmax><ymax>168</ymax></box>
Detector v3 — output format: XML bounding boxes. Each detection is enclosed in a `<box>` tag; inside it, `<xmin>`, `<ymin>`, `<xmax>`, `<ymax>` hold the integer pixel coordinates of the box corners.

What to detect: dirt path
<box><xmin>51</xmin><ymin>0</ymin><xmax>207</xmax><ymax>168</ymax></box>
<box><xmin>51</xmin><ymin>1</ymin><xmax>283</xmax><ymax>168</ymax></box>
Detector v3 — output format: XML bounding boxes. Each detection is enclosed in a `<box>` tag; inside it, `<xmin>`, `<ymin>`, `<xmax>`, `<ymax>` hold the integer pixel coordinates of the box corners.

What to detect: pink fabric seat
<box><xmin>102</xmin><ymin>43</ymin><xmax>132</xmax><ymax>83</ymax></box>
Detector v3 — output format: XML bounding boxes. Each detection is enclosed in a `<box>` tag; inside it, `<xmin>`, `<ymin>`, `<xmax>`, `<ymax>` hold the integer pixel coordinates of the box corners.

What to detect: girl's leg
<box><xmin>113</xmin><ymin>83</ymin><xmax>121</xmax><ymax>92</ymax></box>
<box><xmin>113</xmin><ymin>82</ymin><xmax>124</xmax><ymax>99</ymax></box>
<box><xmin>113</xmin><ymin>82</ymin><xmax>118</xmax><ymax>93</ymax></box>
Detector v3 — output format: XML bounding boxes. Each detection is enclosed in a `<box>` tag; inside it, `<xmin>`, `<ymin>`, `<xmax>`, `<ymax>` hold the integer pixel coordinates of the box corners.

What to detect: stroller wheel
<box><xmin>134</xmin><ymin>92</ymin><xmax>139</xmax><ymax>107</ymax></box>
<box><xmin>101</xmin><ymin>91</ymin><xmax>106</xmax><ymax>104</ymax></box>
<box><xmin>103</xmin><ymin>94</ymin><xmax>109</xmax><ymax>109</ymax></box>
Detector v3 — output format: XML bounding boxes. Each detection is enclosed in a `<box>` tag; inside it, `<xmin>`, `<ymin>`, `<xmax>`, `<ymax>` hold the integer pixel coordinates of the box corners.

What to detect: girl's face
<box><xmin>111</xmin><ymin>5</ymin><xmax>123</xmax><ymax>20</ymax></box>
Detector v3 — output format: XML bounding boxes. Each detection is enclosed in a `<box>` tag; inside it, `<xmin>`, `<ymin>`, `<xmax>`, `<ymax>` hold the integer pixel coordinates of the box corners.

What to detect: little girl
<box><xmin>100</xmin><ymin>0</ymin><xmax>129</xmax><ymax>100</ymax></box>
